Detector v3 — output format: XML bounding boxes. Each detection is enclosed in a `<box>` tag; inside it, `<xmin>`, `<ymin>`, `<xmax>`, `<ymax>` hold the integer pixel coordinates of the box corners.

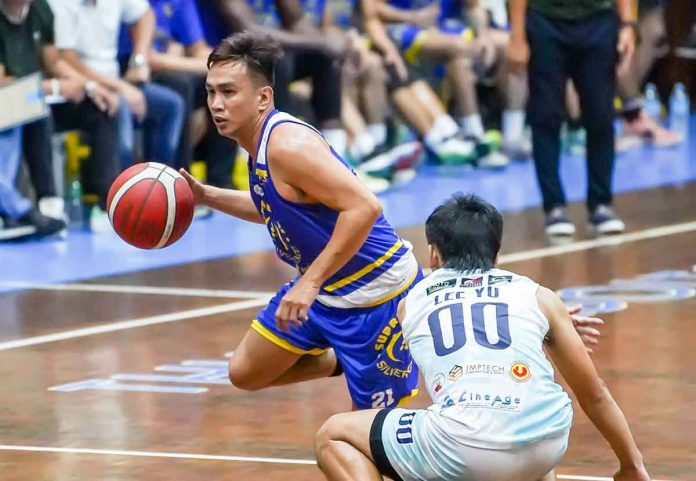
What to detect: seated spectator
<box><xmin>361</xmin><ymin>0</ymin><xmax>496</xmax><ymax>167</ymax></box>
<box><xmin>119</xmin><ymin>0</ymin><xmax>238</xmax><ymax>189</ymax></box>
<box><xmin>48</xmin><ymin>0</ymin><xmax>185</xmax><ymax>181</ymax></box>
<box><xmin>310</xmin><ymin>0</ymin><xmax>422</xmax><ymax>190</ymax></box>
<box><xmin>365</xmin><ymin>0</ymin><xmax>509</xmax><ymax>168</ymax></box>
<box><xmin>0</xmin><ymin>126</ymin><xmax>64</xmax><ymax>239</ymax></box>
<box><xmin>1</xmin><ymin>0</ymin><xmax>120</xmax><ymax>233</ymax></box>
<box><xmin>197</xmin><ymin>0</ymin><xmax>350</xmax><ymax>157</ymax></box>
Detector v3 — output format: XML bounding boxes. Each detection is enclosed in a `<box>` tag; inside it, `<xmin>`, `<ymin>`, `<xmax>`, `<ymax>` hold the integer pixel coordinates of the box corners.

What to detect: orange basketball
<box><xmin>107</xmin><ymin>162</ymin><xmax>194</xmax><ymax>249</ymax></box>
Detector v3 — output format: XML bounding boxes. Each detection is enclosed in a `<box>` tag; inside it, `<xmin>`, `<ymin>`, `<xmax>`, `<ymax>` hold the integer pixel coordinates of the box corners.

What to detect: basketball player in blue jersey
<box><xmin>181</xmin><ymin>32</ymin><xmax>605</xmax><ymax>411</ymax></box>
<box><xmin>314</xmin><ymin>194</ymin><xmax>650</xmax><ymax>481</ymax></box>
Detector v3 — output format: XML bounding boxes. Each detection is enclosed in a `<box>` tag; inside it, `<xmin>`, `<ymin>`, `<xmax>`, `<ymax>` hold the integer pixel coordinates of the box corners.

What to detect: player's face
<box><xmin>206</xmin><ymin>61</ymin><xmax>271</xmax><ymax>139</ymax></box>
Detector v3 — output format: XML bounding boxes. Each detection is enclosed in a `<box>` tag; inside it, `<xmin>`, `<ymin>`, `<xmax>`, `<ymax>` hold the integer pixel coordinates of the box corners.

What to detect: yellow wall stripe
<box><xmin>323</xmin><ymin>239</ymin><xmax>404</xmax><ymax>293</ymax></box>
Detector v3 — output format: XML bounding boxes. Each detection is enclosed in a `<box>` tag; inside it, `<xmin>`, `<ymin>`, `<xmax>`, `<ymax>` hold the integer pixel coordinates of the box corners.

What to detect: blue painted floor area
<box><xmin>2</xmin><ymin>122</ymin><xmax>696</xmax><ymax>291</ymax></box>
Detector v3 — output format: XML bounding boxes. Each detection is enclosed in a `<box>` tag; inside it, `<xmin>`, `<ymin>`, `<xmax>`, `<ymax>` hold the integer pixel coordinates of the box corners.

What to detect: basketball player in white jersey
<box><xmin>314</xmin><ymin>194</ymin><xmax>650</xmax><ymax>481</ymax></box>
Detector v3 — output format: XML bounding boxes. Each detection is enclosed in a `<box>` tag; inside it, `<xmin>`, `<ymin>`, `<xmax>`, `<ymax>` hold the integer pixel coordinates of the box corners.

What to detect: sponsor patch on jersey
<box><xmin>253</xmin><ymin>184</ymin><xmax>264</xmax><ymax>197</ymax></box>
<box><xmin>489</xmin><ymin>275</ymin><xmax>512</xmax><ymax>285</ymax></box>
<box><xmin>463</xmin><ymin>362</ymin><xmax>506</xmax><ymax>376</ymax></box>
<box><xmin>510</xmin><ymin>362</ymin><xmax>531</xmax><ymax>382</ymax></box>
<box><xmin>426</xmin><ymin>278</ymin><xmax>457</xmax><ymax>295</ymax></box>
<box><xmin>433</xmin><ymin>373</ymin><xmax>445</xmax><ymax>393</ymax></box>
<box><xmin>445</xmin><ymin>390</ymin><xmax>523</xmax><ymax>411</ymax></box>
<box><xmin>461</xmin><ymin>276</ymin><xmax>483</xmax><ymax>287</ymax></box>
<box><xmin>448</xmin><ymin>365</ymin><xmax>463</xmax><ymax>381</ymax></box>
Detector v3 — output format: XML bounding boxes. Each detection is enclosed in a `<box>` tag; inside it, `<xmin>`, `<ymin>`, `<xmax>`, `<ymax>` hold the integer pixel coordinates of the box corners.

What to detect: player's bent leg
<box><xmin>315</xmin><ymin>409</ymin><xmax>384</xmax><ymax>481</ymax></box>
<box><xmin>227</xmin><ymin>328</ymin><xmax>303</xmax><ymax>391</ymax></box>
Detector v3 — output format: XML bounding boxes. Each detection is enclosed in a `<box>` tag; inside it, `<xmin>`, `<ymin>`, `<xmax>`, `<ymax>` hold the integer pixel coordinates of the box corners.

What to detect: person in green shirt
<box><xmin>507</xmin><ymin>0</ymin><xmax>637</xmax><ymax>238</ymax></box>
<box><xmin>0</xmin><ymin>0</ymin><xmax>120</xmax><ymax>235</ymax></box>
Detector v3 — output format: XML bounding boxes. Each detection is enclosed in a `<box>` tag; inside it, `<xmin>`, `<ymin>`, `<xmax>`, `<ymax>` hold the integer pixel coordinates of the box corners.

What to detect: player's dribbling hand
<box><xmin>275</xmin><ymin>278</ymin><xmax>320</xmax><ymax>332</ymax></box>
<box><xmin>179</xmin><ymin>169</ymin><xmax>207</xmax><ymax>205</ymax></box>
<box><xmin>614</xmin><ymin>463</ymin><xmax>651</xmax><ymax>481</ymax></box>
<box><xmin>567</xmin><ymin>305</ymin><xmax>604</xmax><ymax>355</ymax></box>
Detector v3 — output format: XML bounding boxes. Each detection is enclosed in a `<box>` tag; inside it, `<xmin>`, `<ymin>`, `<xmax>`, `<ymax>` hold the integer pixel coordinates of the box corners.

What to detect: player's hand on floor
<box><xmin>179</xmin><ymin>169</ymin><xmax>207</xmax><ymax>205</ymax></box>
<box><xmin>567</xmin><ymin>305</ymin><xmax>604</xmax><ymax>354</ymax></box>
<box><xmin>275</xmin><ymin>278</ymin><xmax>320</xmax><ymax>332</ymax></box>
<box><xmin>613</xmin><ymin>463</ymin><xmax>651</xmax><ymax>481</ymax></box>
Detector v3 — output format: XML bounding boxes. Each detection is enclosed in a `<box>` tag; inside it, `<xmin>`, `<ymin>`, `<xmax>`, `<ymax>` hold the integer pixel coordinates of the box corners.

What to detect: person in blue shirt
<box><xmin>196</xmin><ymin>0</ymin><xmax>351</xmax><ymax>158</ymax></box>
<box><xmin>119</xmin><ymin>0</ymin><xmax>238</xmax><ymax>189</ymax></box>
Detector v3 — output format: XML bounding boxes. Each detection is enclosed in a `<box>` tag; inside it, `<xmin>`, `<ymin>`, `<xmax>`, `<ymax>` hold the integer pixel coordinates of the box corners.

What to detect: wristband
<box><xmin>51</xmin><ymin>78</ymin><xmax>60</xmax><ymax>96</ymax></box>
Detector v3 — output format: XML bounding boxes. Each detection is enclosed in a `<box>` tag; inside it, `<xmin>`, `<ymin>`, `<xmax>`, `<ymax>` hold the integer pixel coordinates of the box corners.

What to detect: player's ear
<box><xmin>428</xmin><ymin>244</ymin><xmax>442</xmax><ymax>270</ymax></box>
<box><xmin>258</xmin><ymin>85</ymin><xmax>273</xmax><ymax>111</ymax></box>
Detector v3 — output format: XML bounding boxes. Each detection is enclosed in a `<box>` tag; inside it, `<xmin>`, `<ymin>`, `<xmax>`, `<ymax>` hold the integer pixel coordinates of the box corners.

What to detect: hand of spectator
<box><xmin>60</xmin><ymin>79</ymin><xmax>86</xmax><ymax>103</ymax></box>
<box><xmin>616</xmin><ymin>25</ymin><xmax>636</xmax><ymax>77</ymax></box>
<box><xmin>120</xmin><ymin>82</ymin><xmax>147</xmax><ymax>121</ymax></box>
<box><xmin>86</xmin><ymin>83</ymin><xmax>120</xmax><ymax>117</ymax></box>
<box><xmin>413</xmin><ymin>3</ymin><xmax>440</xmax><ymax>29</ymax></box>
<box><xmin>506</xmin><ymin>34</ymin><xmax>529</xmax><ymax>73</ymax></box>
<box><xmin>179</xmin><ymin>168</ymin><xmax>207</xmax><ymax>205</ymax></box>
<box><xmin>124</xmin><ymin>65</ymin><xmax>151</xmax><ymax>84</ymax></box>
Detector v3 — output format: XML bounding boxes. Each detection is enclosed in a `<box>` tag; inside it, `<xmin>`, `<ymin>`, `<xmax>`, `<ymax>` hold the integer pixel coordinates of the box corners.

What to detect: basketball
<box><xmin>107</xmin><ymin>162</ymin><xmax>194</xmax><ymax>249</ymax></box>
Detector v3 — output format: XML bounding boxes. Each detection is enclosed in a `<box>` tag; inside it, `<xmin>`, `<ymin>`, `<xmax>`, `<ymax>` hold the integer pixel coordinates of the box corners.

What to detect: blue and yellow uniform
<box><xmin>249</xmin><ymin>110</ymin><xmax>421</xmax><ymax>408</ymax></box>
<box><xmin>384</xmin><ymin>0</ymin><xmax>474</xmax><ymax>66</ymax></box>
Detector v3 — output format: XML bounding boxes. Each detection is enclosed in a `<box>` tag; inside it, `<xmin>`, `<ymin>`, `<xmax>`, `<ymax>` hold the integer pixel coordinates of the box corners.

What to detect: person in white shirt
<box><xmin>48</xmin><ymin>0</ymin><xmax>185</xmax><ymax>205</ymax></box>
<box><xmin>314</xmin><ymin>193</ymin><xmax>650</xmax><ymax>481</ymax></box>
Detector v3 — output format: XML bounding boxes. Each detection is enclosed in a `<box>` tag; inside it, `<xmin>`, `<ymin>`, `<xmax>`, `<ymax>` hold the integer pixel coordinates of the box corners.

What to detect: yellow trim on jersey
<box><xmin>362</xmin><ymin>266</ymin><xmax>419</xmax><ymax>308</ymax></box>
<box><xmin>397</xmin><ymin>389</ymin><xmax>420</xmax><ymax>407</ymax></box>
<box><xmin>251</xmin><ymin>320</ymin><xmax>327</xmax><ymax>356</ymax></box>
<box><xmin>462</xmin><ymin>27</ymin><xmax>475</xmax><ymax>42</ymax></box>
<box><xmin>404</xmin><ymin>31</ymin><xmax>428</xmax><ymax>65</ymax></box>
<box><xmin>323</xmin><ymin>239</ymin><xmax>404</xmax><ymax>293</ymax></box>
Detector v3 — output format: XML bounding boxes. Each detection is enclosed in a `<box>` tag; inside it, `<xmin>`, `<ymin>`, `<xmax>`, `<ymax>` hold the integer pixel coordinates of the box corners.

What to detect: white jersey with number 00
<box><xmin>402</xmin><ymin>268</ymin><xmax>573</xmax><ymax>449</ymax></box>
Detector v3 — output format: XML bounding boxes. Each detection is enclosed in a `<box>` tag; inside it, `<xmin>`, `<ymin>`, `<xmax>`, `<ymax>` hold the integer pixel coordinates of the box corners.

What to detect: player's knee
<box><xmin>227</xmin><ymin>357</ymin><xmax>267</xmax><ymax>391</ymax></box>
<box><xmin>315</xmin><ymin>414</ymin><xmax>345</xmax><ymax>458</ymax></box>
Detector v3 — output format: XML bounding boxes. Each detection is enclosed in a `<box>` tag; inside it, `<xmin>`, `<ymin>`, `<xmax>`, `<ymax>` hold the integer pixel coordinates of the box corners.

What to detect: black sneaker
<box><xmin>19</xmin><ymin>209</ymin><xmax>66</xmax><ymax>237</ymax></box>
<box><xmin>545</xmin><ymin>207</ymin><xmax>575</xmax><ymax>237</ymax></box>
<box><xmin>589</xmin><ymin>205</ymin><xmax>625</xmax><ymax>235</ymax></box>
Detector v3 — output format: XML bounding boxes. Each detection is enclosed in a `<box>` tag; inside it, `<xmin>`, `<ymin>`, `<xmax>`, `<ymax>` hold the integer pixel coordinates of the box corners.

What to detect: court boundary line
<box><xmin>0</xmin><ymin>297</ymin><xmax>271</xmax><ymax>352</ymax></box>
<box><xmin>0</xmin><ymin>445</ymin><xmax>677</xmax><ymax>481</ymax></box>
<box><xmin>497</xmin><ymin>220</ymin><xmax>696</xmax><ymax>265</ymax></box>
<box><xmin>0</xmin><ymin>282</ymin><xmax>274</xmax><ymax>299</ymax></box>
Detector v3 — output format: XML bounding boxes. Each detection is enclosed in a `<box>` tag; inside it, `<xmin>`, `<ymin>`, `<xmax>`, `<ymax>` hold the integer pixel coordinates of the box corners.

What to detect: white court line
<box><xmin>0</xmin><ymin>297</ymin><xmax>270</xmax><ymax>352</ymax></box>
<box><xmin>497</xmin><ymin>220</ymin><xmax>696</xmax><ymax>265</ymax></box>
<box><xmin>0</xmin><ymin>445</ymin><xmax>677</xmax><ymax>481</ymax></box>
<box><xmin>0</xmin><ymin>281</ymin><xmax>274</xmax><ymax>299</ymax></box>
<box><xmin>0</xmin><ymin>445</ymin><xmax>315</xmax><ymax>465</ymax></box>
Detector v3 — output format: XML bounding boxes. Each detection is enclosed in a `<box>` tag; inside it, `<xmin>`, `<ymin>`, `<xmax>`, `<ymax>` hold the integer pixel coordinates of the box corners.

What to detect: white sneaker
<box><xmin>38</xmin><ymin>196</ymin><xmax>68</xmax><ymax>238</ymax></box>
<box><xmin>355</xmin><ymin>170</ymin><xmax>391</xmax><ymax>194</ymax></box>
<box><xmin>433</xmin><ymin>137</ymin><xmax>477</xmax><ymax>165</ymax></box>
<box><xmin>476</xmin><ymin>150</ymin><xmax>510</xmax><ymax>169</ymax></box>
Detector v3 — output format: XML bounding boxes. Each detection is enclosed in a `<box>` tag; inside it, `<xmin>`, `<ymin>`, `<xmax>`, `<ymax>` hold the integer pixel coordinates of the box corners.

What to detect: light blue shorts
<box><xmin>370</xmin><ymin>408</ymin><xmax>570</xmax><ymax>481</ymax></box>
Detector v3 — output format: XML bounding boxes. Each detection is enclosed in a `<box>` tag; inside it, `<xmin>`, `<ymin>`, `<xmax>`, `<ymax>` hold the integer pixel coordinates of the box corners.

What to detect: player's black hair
<box><xmin>425</xmin><ymin>193</ymin><xmax>503</xmax><ymax>272</ymax></box>
<box><xmin>207</xmin><ymin>31</ymin><xmax>283</xmax><ymax>86</ymax></box>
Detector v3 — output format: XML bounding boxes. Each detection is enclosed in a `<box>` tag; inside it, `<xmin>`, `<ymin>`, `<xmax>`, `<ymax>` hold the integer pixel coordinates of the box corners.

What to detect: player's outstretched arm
<box><xmin>179</xmin><ymin>169</ymin><xmax>263</xmax><ymax>224</ymax></box>
<box><xmin>538</xmin><ymin>287</ymin><xmax>650</xmax><ymax>481</ymax></box>
<box><xmin>268</xmin><ymin>123</ymin><xmax>383</xmax><ymax>329</ymax></box>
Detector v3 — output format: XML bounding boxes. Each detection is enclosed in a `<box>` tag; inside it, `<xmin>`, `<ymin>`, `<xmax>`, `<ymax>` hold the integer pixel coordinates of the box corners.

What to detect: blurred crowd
<box><xmin>0</xmin><ymin>0</ymin><xmax>693</xmax><ymax>241</ymax></box>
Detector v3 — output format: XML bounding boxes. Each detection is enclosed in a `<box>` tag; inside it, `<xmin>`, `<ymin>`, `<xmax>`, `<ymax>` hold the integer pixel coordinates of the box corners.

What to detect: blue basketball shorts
<box><xmin>251</xmin><ymin>271</ymin><xmax>423</xmax><ymax>409</ymax></box>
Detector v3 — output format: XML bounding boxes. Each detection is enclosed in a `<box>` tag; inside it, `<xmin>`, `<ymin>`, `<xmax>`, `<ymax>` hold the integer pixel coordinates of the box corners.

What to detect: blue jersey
<box><xmin>247</xmin><ymin>0</ymin><xmax>282</xmax><ymax>26</ymax></box>
<box><xmin>248</xmin><ymin>110</ymin><xmax>418</xmax><ymax>309</ymax></box>
<box><xmin>387</xmin><ymin>0</ymin><xmax>460</xmax><ymax>22</ymax></box>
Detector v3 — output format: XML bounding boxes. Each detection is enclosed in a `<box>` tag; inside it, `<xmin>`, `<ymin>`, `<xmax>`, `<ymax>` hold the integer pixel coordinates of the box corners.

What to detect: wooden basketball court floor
<box><xmin>1</xmin><ymin>183</ymin><xmax>695</xmax><ymax>481</ymax></box>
